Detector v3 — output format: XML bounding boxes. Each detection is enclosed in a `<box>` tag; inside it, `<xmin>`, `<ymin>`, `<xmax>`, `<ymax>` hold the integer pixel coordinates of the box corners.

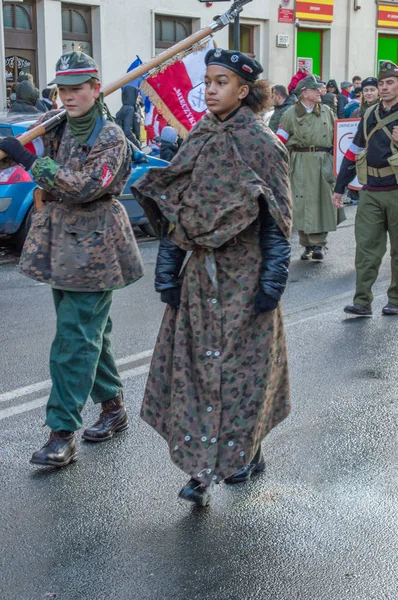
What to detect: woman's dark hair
<box><xmin>239</xmin><ymin>78</ymin><xmax>272</xmax><ymax>114</ymax></box>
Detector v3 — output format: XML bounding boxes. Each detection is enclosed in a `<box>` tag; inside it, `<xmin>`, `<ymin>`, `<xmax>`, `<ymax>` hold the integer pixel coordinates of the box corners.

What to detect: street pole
<box><xmin>234</xmin><ymin>13</ymin><xmax>240</xmax><ymax>51</ymax></box>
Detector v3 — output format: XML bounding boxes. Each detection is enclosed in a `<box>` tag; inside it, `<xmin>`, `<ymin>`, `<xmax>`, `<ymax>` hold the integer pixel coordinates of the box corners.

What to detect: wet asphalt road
<box><xmin>0</xmin><ymin>207</ymin><xmax>397</xmax><ymax>600</ymax></box>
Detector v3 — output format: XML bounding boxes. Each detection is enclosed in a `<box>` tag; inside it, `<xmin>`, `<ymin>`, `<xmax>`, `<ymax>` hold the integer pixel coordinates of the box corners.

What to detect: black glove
<box><xmin>254</xmin><ymin>289</ymin><xmax>279</xmax><ymax>315</ymax></box>
<box><xmin>160</xmin><ymin>287</ymin><xmax>181</xmax><ymax>309</ymax></box>
<box><xmin>0</xmin><ymin>137</ymin><xmax>37</xmax><ymax>170</ymax></box>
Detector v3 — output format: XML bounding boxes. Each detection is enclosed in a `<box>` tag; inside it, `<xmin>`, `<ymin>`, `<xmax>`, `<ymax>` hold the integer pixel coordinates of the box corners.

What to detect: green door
<box><xmin>377</xmin><ymin>35</ymin><xmax>398</xmax><ymax>72</ymax></box>
<box><xmin>297</xmin><ymin>29</ymin><xmax>322</xmax><ymax>78</ymax></box>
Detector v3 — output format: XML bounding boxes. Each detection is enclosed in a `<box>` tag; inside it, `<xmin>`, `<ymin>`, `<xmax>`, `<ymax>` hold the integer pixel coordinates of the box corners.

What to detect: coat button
<box><xmin>201</xmin><ymin>436</ymin><xmax>207</xmax><ymax>442</ymax></box>
<box><xmin>211</xmin><ymin>438</ymin><xmax>217</xmax><ymax>444</ymax></box>
<box><xmin>212</xmin><ymin>475</ymin><xmax>217</xmax><ymax>481</ymax></box>
<box><xmin>228</xmin><ymin>441</ymin><xmax>234</xmax><ymax>447</ymax></box>
<box><xmin>206</xmin><ymin>469</ymin><xmax>212</xmax><ymax>474</ymax></box>
<box><xmin>211</xmin><ymin>298</ymin><xmax>217</xmax><ymax>304</ymax></box>
<box><xmin>206</xmin><ymin>351</ymin><xmax>213</xmax><ymax>357</ymax></box>
<box><xmin>197</xmin><ymin>472</ymin><xmax>203</xmax><ymax>478</ymax></box>
<box><xmin>207</xmin><ymin>407</ymin><xmax>213</xmax><ymax>412</ymax></box>
<box><xmin>184</xmin><ymin>435</ymin><xmax>191</xmax><ymax>441</ymax></box>
<box><xmin>240</xmin><ymin>451</ymin><xmax>245</xmax><ymax>457</ymax></box>
<box><xmin>214</xmin><ymin>351</ymin><xmax>220</xmax><ymax>357</ymax></box>
<box><xmin>174</xmin><ymin>445</ymin><xmax>179</xmax><ymax>451</ymax></box>
<box><xmin>160</xmin><ymin>195</ymin><xmax>167</xmax><ymax>200</ymax></box>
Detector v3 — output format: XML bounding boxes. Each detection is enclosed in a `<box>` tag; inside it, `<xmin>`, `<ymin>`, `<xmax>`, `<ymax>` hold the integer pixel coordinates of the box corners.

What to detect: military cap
<box><xmin>296</xmin><ymin>75</ymin><xmax>323</xmax><ymax>95</ymax></box>
<box><xmin>378</xmin><ymin>61</ymin><xmax>398</xmax><ymax>81</ymax></box>
<box><xmin>49</xmin><ymin>51</ymin><xmax>100</xmax><ymax>85</ymax></box>
<box><xmin>361</xmin><ymin>77</ymin><xmax>378</xmax><ymax>90</ymax></box>
<box><xmin>205</xmin><ymin>48</ymin><xmax>263</xmax><ymax>82</ymax></box>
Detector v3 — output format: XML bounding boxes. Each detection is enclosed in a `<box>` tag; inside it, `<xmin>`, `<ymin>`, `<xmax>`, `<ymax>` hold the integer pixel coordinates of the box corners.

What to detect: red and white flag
<box><xmin>141</xmin><ymin>39</ymin><xmax>215</xmax><ymax>138</ymax></box>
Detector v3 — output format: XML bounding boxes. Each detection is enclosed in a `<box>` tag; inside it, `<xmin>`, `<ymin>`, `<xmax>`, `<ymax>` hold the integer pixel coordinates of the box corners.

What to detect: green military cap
<box><xmin>296</xmin><ymin>74</ymin><xmax>323</xmax><ymax>95</ymax></box>
<box><xmin>378</xmin><ymin>61</ymin><xmax>398</xmax><ymax>81</ymax></box>
<box><xmin>48</xmin><ymin>51</ymin><xmax>100</xmax><ymax>85</ymax></box>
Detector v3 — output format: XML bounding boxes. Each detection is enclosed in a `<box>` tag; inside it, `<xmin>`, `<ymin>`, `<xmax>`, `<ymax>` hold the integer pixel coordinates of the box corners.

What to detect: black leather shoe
<box><xmin>344</xmin><ymin>304</ymin><xmax>372</xmax><ymax>316</ymax></box>
<box><xmin>30</xmin><ymin>431</ymin><xmax>77</xmax><ymax>467</ymax></box>
<box><xmin>382</xmin><ymin>302</ymin><xmax>398</xmax><ymax>316</ymax></box>
<box><xmin>82</xmin><ymin>392</ymin><xmax>128</xmax><ymax>442</ymax></box>
<box><xmin>224</xmin><ymin>446</ymin><xmax>266</xmax><ymax>484</ymax></box>
<box><xmin>301</xmin><ymin>246</ymin><xmax>313</xmax><ymax>260</ymax></box>
<box><xmin>312</xmin><ymin>246</ymin><xmax>324</xmax><ymax>261</ymax></box>
<box><xmin>178</xmin><ymin>478</ymin><xmax>211</xmax><ymax>507</ymax></box>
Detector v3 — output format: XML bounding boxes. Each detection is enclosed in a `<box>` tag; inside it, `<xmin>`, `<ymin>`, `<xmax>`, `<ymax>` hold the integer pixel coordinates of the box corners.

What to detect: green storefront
<box><xmin>377</xmin><ymin>34</ymin><xmax>398</xmax><ymax>68</ymax></box>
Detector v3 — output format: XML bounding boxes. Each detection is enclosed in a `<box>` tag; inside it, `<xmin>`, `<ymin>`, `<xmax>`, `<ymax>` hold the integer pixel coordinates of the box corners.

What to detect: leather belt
<box><xmin>367</xmin><ymin>165</ymin><xmax>394</xmax><ymax>178</ymax></box>
<box><xmin>291</xmin><ymin>145</ymin><xmax>332</xmax><ymax>153</ymax></box>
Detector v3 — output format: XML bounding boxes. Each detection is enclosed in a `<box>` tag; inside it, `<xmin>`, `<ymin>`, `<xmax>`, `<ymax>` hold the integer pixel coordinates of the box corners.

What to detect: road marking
<box><xmin>0</xmin><ymin>349</ymin><xmax>153</xmax><ymax>404</ymax></box>
<box><xmin>0</xmin><ymin>363</ymin><xmax>151</xmax><ymax>421</ymax></box>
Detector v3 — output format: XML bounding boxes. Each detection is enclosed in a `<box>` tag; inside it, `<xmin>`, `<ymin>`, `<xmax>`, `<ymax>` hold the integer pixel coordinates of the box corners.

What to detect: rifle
<box><xmin>0</xmin><ymin>0</ymin><xmax>253</xmax><ymax>161</ymax></box>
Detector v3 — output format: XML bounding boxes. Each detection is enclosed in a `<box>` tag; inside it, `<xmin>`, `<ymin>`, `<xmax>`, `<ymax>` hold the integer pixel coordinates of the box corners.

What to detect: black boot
<box><xmin>382</xmin><ymin>302</ymin><xmax>398</xmax><ymax>316</ymax></box>
<box><xmin>300</xmin><ymin>246</ymin><xmax>313</xmax><ymax>260</ymax></box>
<box><xmin>344</xmin><ymin>303</ymin><xmax>372</xmax><ymax>316</ymax></box>
<box><xmin>312</xmin><ymin>246</ymin><xmax>325</xmax><ymax>261</ymax></box>
<box><xmin>178</xmin><ymin>478</ymin><xmax>211</xmax><ymax>507</ymax></box>
<box><xmin>82</xmin><ymin>392</ymin><xmax>128</xmax><ymax>442</ymax></box>
<box><xmin>30</xmin><ymin>431</ymin><xmax>77</xmax><ymax>467</ymax></box>
<box><xmin>224</xmin><ymin>446</ymin><xmax>266</xmax><ymax>484</ymax></box>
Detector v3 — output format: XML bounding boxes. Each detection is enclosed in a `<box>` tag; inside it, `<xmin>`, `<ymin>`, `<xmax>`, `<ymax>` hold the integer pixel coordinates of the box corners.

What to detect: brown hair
<box><xmin>239</xmin><ymin>78</ymin><xmax>272</xmax><ymax>114</ymax></box>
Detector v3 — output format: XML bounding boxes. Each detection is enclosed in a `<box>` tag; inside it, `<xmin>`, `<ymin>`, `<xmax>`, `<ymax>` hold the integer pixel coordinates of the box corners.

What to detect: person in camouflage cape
<box><xmin>0</xmin><ymin>51</ymin><xmax>144</xmax><ymax>467</ymax></box>
<box><xmin>133</xmin><ymin>49</ymin><xmax>292</xmax><ymax>507</ymax></box>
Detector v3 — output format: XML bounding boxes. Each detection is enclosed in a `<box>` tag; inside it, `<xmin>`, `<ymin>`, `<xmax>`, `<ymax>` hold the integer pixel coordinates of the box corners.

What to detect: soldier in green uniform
<box><xmin>277</xmin><ymin>75</ymin><xmax>345</xmax><ymax>261</ymax></box>
<box><xmin>0</xmin><ymin>52</ymin><xmax>144</xmax><ymax>466</ymax></box>
<box><xmin>333</xmin><ymin>62</ymin><xmax>398</xmax><ymax>317</ymax></box>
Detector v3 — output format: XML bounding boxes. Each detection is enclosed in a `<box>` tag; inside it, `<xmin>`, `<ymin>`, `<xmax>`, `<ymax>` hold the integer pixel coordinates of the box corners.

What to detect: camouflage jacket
<box><xmin>19</xmin><ymin>114</ymin><xmax>144</xmax><ymax>291</ymax></box>
<box><xmin>133</xmin><ymin>105</ymin><xmax>292</xmax><ymax>250</ymax></box>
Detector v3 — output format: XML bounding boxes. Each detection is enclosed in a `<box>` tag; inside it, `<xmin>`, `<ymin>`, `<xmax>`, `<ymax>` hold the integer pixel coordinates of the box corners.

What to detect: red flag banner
<box><xmin>296</xmin><ymin>0</ymin><xmax>334</xmax><ymax>22</ymax></box>
<box><xmin>141</xmin><ymin>39</ymin><xmax>215</xmax><ymax>138</ymax></box>
<box><xmin>377</xmin><ymin>4</ymin><xmax>398</xmax><ymax>28</ymax></box>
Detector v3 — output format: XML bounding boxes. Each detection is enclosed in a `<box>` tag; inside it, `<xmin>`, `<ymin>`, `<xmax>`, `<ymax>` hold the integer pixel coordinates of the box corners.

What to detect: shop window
<box><xmin>229</xmin><ymin>24</ymin><xmax>255</xmax><ymax>57</ymax></box>
<box><xmin>155</xmin><ymin>16</ymin><xmax>192</xmax><ymax>53</ymax></box>
<box><xmin>62</xmin><ymin>4</ymin><xmax>92</xmax><ymax>56</ymax></box>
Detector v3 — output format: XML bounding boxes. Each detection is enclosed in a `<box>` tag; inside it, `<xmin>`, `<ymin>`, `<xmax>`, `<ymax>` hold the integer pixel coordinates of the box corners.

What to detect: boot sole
<box><xmin>344</xmin><ymin>309</ymin><xmax>372</xmax><ymax>317</ymax></box>
<box><xmin>224</xmin><ymin>462</ymin><xmax>266</xmax><ymax>485</ymax></box>
<box><xmin>30</xmin><ymin>452</ymin><xmax>78</xmax><ymax>468</ymax></box>
<box><xmin>82</xmin><ymin>421</ymin><xmax>129</xmax><ymax>442</ymax></box>
<box><xmin>178</xmin><ymin>489</ymin><xmax>211</xmax><ymax>507</ymax></box>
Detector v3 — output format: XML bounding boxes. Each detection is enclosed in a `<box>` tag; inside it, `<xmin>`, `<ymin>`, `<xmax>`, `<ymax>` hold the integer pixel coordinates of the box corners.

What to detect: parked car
<box><xmin>0</xmin><ymin>114</ymin><xmax>168</xmax><ymax>249</ymax></box>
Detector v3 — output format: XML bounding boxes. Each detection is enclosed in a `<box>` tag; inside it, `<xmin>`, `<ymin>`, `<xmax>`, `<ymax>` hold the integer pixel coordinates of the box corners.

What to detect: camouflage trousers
<box><xmin>46</xmin><ymin>289</ymin><xmax>122</xmax><ymax>432</ymax></box>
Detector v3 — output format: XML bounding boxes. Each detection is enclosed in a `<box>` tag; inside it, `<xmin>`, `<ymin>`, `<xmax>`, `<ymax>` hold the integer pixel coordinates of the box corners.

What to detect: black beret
<box><xmin>361</xmin><ymin>77</ymin><xmax>378</xmax><ymax>90</ymax></box>
<box><xmin>205</xmin><ymin>48</ymin><xmax>263</xmax><ymax>82</ymax></box>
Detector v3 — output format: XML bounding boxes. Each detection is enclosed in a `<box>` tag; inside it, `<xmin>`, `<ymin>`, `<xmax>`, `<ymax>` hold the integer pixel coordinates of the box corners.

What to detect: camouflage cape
<box><xmin>18</xmin><ymin>113</ymin><xmax>143</xmax><ymax>291</ymax></box>
<box><xmin>133</xmin><ymin>106</ymin><xmax>292</xmax><ymax>487</ymax></box>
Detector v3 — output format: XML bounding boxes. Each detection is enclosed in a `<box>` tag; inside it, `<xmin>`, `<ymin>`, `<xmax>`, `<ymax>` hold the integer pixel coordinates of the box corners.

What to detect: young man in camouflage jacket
<box><xmin>0</xmin><ymin>52</ymin><xmax>144</xmax><ymax>467</ymax></box>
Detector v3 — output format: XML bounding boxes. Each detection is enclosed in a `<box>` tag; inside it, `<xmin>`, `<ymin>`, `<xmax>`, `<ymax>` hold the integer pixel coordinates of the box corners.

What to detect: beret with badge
<box><xmin>205</xmin><ymin>48</ymin><xmax>263</xmax><ymax>82</ymax></box>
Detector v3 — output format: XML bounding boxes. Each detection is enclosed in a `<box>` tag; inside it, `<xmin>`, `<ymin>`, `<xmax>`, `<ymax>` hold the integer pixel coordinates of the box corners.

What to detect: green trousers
<box><xmin>46</xmin><ymin>289</ymin><xmax>122</xmax><ymax>432</ymax></box>
<box><xmin>354</xmin><ymin>189</ymin><xmax>398</xmax><ymax>308</ymax></box>
<box><xmin>298</xmin><ymin>231</ymin><xmax>328</xmax><ymax>247</ymax></box>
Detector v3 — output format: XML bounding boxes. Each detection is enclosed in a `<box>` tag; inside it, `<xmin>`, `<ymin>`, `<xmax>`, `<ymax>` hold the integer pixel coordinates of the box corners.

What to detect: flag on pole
<box><xmin>141</xmin><ymin>39</ymin><xmax>215</xmax><ymax>138</ymax></box>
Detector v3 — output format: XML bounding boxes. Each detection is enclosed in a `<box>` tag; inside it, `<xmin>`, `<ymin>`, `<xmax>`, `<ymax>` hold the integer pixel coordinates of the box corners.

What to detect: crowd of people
<box><xmin>0</xmin><ymin>48</ymin><xmax>397</xmax><ymax>509</ymax></box>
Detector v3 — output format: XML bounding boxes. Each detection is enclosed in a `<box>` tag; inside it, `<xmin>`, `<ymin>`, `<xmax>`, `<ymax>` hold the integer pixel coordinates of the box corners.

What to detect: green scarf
<box><xmin>67</xmin><ymin>99</ymin><xmax>101</xmax><ymax>145</ymax></box>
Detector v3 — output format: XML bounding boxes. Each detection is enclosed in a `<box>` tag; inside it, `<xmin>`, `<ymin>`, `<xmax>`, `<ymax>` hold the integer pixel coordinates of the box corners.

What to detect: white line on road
<box><xmin>0</xmin><ymin>349</ymin><xmax>153</xmax><ymax>405</ymax></box>
<box><xmin>0</xmin><ymin>363</ymin><xmax>151</xmax><ymax>421</ymax></box>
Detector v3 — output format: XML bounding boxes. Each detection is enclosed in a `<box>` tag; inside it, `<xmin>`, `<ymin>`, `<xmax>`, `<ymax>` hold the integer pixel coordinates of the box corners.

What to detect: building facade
<box><xmin>0</xmin><ymin>0</ymin><xmax>397</xmax><ymax>114</ymax></box>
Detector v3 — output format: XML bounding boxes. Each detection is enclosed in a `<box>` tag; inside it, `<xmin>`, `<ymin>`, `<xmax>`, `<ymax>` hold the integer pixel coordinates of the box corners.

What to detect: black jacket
<box><xmin>268</xmin><ymin>95</ymin><xmax>296</xmax><ymax>133</ymax></box>
<box><xmin>335</xmin><ymin>102</ymin><xmax>398</xmax><ymax>193</ymax></box>
<box><xmin>8</xmin><ymin>81</ymin><xmax>40</xmax><ymax>114</ymax></box>
<box><xmin>160</xmin><ymin>140</ymin><xmax>179</xmax><ymax>162</ymax></box>
<box><xmin>337</xmin><ymin>92</ymin><xmax>350</xmax><ymax>119</ymax></box>
<box><xmin>115</xmin><ymin>87</ymin><xmax>141</xmax><ymax>148</ymax></box>
<box><xmin>155</xmin><ymin>198</ymin><xmax>290</xmax><ymax>304</ymax></box>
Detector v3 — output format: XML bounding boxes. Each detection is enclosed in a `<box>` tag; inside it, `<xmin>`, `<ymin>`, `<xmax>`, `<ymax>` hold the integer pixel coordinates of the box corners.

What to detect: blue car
<box><xmin>0</xmin><ymin>114</ymin><xmax>167</xmax><ymax>248</ymax></box>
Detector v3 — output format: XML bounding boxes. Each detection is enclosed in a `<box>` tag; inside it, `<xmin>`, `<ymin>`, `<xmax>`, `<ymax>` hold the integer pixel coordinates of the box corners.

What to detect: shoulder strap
<box><xmin>86</xmin><ymin>115</ymin><xmax>106</xmax><ymax>150</ymax></box>
<box><xmin>365</xmin><ymin>104</ymin><xmax>398</xmax><ymax>146</ymax></box>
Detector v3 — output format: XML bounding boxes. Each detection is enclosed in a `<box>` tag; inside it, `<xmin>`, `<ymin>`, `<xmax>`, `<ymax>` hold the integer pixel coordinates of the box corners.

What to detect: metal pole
<box><xmin>234</xmin><ymin>13</ymin><xmax>240</xmax><ymax>50</ymax></box>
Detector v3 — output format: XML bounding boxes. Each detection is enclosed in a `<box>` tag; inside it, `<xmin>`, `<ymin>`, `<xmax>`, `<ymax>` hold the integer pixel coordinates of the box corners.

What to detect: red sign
<box><xmin>377</xmin><ymin>4</ymin><xmax>398</xmax><ymax>28</ymax></box>
<box><xmin>278</xmin><ymin>8</ymin><xmax>295</xmax><ymax>23</ymax></box>
<box><xmin>296</xmin><ymin>0</ymin><xmax>334</xmax><ymax>23</ymax></box>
